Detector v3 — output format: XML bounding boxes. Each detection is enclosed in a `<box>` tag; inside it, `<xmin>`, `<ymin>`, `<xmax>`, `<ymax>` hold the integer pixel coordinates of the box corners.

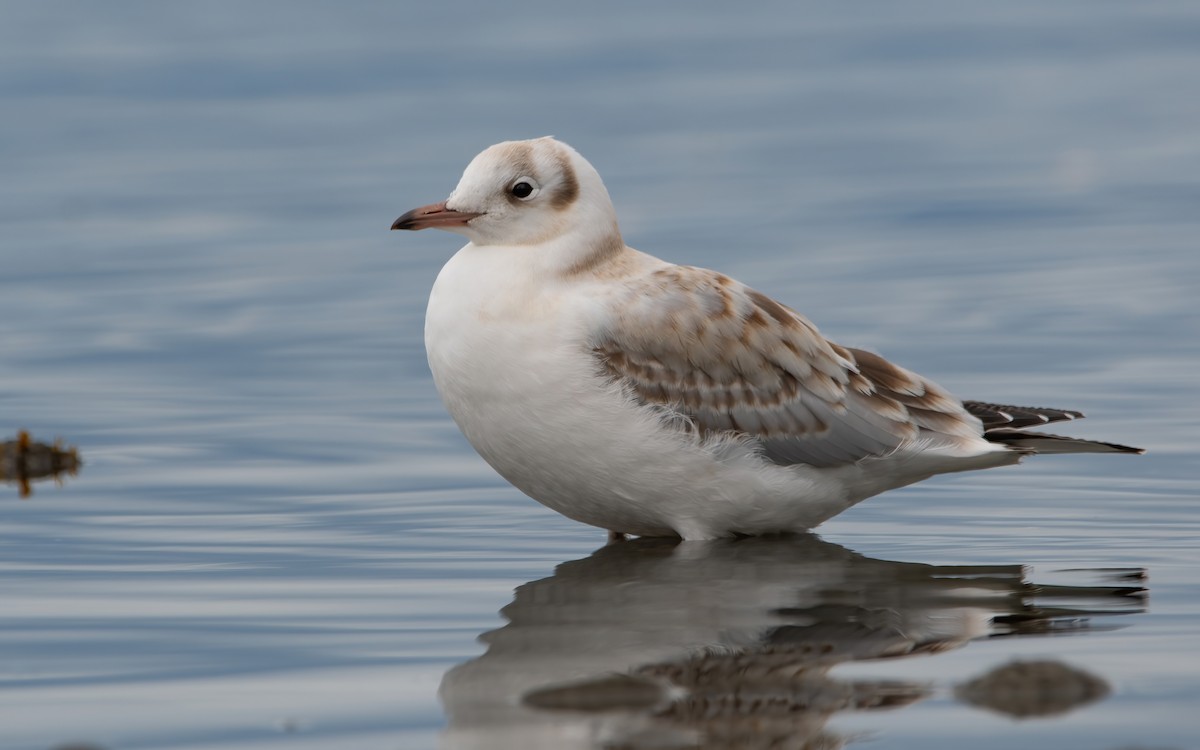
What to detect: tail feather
<box><xmin>964</xmin><ymin>401</ymin><xmax>1144</xmax><ymax>455</ymax></box>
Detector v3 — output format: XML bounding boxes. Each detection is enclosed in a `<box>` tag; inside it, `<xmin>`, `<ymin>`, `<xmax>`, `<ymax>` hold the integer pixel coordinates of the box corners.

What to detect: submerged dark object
<box><xmin>1</xmin><ymin>430</ymin><xmax>81</xmax><ymax>498</ymax></box>
<box><xmin>956</xmin><ymin>659</ymin><xmax>1110</xmax><ymax>718</ymax></box>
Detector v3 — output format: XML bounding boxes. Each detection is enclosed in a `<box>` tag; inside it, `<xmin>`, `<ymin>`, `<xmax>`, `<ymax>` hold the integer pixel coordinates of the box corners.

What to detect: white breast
<box><xmin>425</xmin><ymin>244</ymin><xmax>660</xmax><ymax>531</ymax></box>
<box><xmin>422</xmin><ymin>244</ymin><xmax>868</xmax><ymax>538</ymax></box>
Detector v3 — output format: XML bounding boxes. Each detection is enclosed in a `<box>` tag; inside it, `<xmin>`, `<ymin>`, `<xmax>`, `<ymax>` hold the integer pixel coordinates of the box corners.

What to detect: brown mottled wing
<box><xmin>593</xmin><ymin>266</ymin><xmax>983</xmax><ymax>468</ymax></box>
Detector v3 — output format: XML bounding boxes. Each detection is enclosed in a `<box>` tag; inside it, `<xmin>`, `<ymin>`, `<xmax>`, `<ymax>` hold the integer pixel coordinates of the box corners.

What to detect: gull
<box><xmin>392</xmin><ymin>137</ymin><xmax>1142</xmax><ymax>540</ymax></box>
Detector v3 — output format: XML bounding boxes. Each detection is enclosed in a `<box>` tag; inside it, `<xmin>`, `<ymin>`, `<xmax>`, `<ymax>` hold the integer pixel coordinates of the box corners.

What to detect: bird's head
<box><xmin>392</xmin><ymin>137</ymin><xmax>623</xmax><ymax>268</ymax></box>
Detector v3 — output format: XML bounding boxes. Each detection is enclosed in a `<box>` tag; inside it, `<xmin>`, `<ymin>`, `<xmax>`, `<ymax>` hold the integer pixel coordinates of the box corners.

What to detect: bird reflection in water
<box><xmin>440</xmin><ymin>535</ymin><xmax>1144</xmax><ymax>749</ymax></box>
<box><xmin>0</xmin><ymin>430</ymin><xmax>81</xmax><ymax>498</ymax></box>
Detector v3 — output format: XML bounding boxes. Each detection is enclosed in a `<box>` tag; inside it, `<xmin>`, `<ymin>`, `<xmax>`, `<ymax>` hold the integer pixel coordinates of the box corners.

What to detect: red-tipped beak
<box><xmin>391</xmin><ymin>202</ymin><xmax>482</xmax><ymax>231</ymax></box>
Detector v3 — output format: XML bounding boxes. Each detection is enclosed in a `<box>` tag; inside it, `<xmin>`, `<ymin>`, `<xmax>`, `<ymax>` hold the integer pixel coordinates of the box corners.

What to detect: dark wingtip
<box><xmin>1104</xmin><ymin>444</ymin><xmax>1146</xmax><ymax>455</ymax></box>
<box><xmin>986</xmin><ymin>429</ymin><xmax>1146</xmax><ymax>455</ymax></box>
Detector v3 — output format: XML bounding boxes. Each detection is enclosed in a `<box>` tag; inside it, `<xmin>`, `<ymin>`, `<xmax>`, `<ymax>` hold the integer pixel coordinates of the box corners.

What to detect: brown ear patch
<box><xmin>550</xmin><ymin>149</ymin><xmax>580</xmax><ymax>209</ymax></box>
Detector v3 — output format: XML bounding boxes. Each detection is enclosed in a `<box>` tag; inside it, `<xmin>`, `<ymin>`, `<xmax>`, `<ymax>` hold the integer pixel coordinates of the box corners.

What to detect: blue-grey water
<box><xmin>2</xmin><ymin>2</ymin><xmax>1198</xmax><ymax>748</ymax></box>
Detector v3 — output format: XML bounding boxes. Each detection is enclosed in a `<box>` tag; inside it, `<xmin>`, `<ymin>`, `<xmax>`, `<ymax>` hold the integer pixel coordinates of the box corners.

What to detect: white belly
<box><xmin>422</xmin><ymin>246</ymin><xmax>871</xmax><ymax>538</ymax></box>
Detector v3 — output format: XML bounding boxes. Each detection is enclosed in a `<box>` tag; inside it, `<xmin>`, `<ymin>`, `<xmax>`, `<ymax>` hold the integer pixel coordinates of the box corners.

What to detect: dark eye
<box><xmin>509</xmin><ymin>177</ymin><xmax>540</xmax><ymax>200</ymax></box>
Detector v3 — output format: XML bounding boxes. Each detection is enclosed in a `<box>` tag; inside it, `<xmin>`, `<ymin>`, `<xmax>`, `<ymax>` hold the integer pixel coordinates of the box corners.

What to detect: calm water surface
<box><xmin>2</xmin><ymin>2</ymin><xmax>1198</xmax><ymax>749</ymax></box>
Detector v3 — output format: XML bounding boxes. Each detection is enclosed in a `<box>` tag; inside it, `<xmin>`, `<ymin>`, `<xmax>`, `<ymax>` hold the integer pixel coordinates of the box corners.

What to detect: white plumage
<box><xmin>393</xmin><ymin>137</ymin><xmax>1141</xmax><ymax>539</ymax></box>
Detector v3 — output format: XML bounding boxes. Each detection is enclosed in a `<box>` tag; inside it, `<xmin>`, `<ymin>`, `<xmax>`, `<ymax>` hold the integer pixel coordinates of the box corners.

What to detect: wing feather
<box><xmin>593</xmin><ymin>266</ymin><xmax>983</xmax><ymax>468</ymax></box>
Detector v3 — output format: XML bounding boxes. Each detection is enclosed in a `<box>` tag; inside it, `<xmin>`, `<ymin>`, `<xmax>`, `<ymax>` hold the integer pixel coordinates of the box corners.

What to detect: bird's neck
<box><xmin>560</xmin><ymin>226</ymin><xmax>627</xmax><ymax>277</ymax></box>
